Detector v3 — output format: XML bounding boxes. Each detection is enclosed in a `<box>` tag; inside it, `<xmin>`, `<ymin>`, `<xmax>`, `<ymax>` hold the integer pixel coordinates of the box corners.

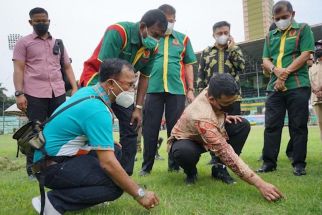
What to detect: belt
<box><xmin>31</xmin><ymin>159</ymin><xmax>59</xmax><ymax>174</ymax></box>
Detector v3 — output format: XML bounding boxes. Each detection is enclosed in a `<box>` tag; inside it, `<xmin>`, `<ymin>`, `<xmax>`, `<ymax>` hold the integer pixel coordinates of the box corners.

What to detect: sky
<box><xmin>0</xmin><ymin>0</ymin><xmax>321</xmax><ymax>96</ymax></box>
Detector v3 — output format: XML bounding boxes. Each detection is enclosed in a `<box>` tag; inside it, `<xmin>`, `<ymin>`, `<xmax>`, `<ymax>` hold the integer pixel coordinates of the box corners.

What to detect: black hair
<box><xmin>140</xmin><ymin>9</ymin><xmax>167</xmax><ymax>32</ymax></box>
<box><xmin>208</xmin><ymin>74</ymin><xmax>239</xmax><ymax>99</ymax></box>
<box><xmin>212</xmin><ymin>21</ymin><xmax>231</xmax><ymax>32</ymax></box>
<box><xmin>99</xmin><ymin>58</ymin><xmax>134</xmax><ymax>82</ymax></box>
<box><xmin>29</xmin><ymin>7</ymin><xmax>48</xmax><ymax>18</ymax></box>
<box><xmin>272</xmin><ymin>1</ymin><xmax>293</xmax><ymax>15</ymax></box>
<box><xmin>158</xmin><ymin>4</ymin><xmax>176</xmax><ymax>15</ymax></box>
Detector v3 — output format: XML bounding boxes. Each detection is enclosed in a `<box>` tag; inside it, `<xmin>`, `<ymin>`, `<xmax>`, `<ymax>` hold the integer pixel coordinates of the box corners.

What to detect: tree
<box><xmin>0</xmin><ymin>83</ymin><xmax>15</xmax><ymax>116</ymax></box>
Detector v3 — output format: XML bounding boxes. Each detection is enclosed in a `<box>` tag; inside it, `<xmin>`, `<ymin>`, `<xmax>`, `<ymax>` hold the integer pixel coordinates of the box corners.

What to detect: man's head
<box><xmin>207</xmin><ymin>74</ymin><xmax>239</xmax><ymax>113</ymax></box>
<box><xmin>139</xmin><ymin>9</ymin><xmax>167</xmax><ymax>49</ymax></box>
<box><xmin>272</xmin><ymin>1</ymin><xmax>295</xmax><ymax>31</ymax></box>
<box><xmin>212</xmin><ymin>21</ymin><xmax>231</xmax><ymax>46</ymax></box>
<box><xmin>158</xmin><ymin>4</ymin><xmax>176</xmax><ymax>35</ymax></box>
<box><xmin>99</xmin><ymin>58</ymin><xmax>136</xmax><ymax>103</ymax></box>
<box><xmin>315</xmin><ymin>40</ymin><xmax>322</xmax><ymax>61</ymax></box>
<box><xmin>29</xmin><ymin>7</ymin><xmax>50</xmax><ymax>37</ymax></box>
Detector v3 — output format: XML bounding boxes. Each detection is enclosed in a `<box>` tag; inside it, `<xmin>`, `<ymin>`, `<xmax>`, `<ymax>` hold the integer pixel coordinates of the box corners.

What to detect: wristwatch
<box><xmin>135</xmin><ymin>104</ymin><xmax>143</xmax><ymax>110</ymax></box>
<box><xmin>270</xmin><ymin>65</ymin><xmax>275</xmax><ymax>73</ymax></box>
<box><xmin>134</xmin><ymin>187</ymin><xmax>145</xmax><ymax>200</ymax></box>
<box><xmin>15</xmin><ymin>91</ymin><xmax>24</xmax><ymax>97</ymax></box>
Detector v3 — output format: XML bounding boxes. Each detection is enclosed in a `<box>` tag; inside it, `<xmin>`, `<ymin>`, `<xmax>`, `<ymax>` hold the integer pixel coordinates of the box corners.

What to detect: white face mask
<box><xmin>275</xmin><ymin>17</ymin><xmax>292</xmax><ymax>30</ymax></box>
<box><xmin>216</xmin><ymin>35</ymin><xmax>229</xmax><ymax>45</ymax></box>
<box><xmin>111</xmin><ymin>80</ymin><xmax>135</xmax><ymax>108</ymax></box>
<box><xmin>115</xmin><ymin>91</ymin><xmax>135</xmax><ymax>108</ymax></box>
<box><xmin>165</xmin><ymin>22</ymin><xmax>175</xmax><ymax>35</ymax></box>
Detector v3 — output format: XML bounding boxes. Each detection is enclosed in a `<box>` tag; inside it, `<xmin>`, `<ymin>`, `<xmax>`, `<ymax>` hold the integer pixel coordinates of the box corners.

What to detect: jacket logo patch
<box><xmin>289</xmin><ymin>29</ymin><xmax>297</xmax><ymax>37</ymax></box>
<box><xmin>172</xmin><ymin>39</ymin><xmax>180</xmax><ymax>46</ymax></box>
<box><xmin>143</xmin><ymin>50</ymin><xmax>151</xmax><ymax>58</ymax></box>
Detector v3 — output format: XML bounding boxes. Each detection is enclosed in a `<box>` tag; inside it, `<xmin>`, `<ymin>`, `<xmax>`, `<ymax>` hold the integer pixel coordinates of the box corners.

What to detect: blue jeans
<box><xmin>43</xmin><ymin>149</ymin><xmax>123</xmax><ymax>213</ymax></box>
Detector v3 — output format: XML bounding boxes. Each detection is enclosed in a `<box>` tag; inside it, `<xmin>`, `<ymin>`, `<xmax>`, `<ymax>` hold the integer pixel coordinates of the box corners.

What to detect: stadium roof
<box><xmin>237</xmin><ymin>23</ymin><xmax>322</xmax><ymax>62</ymax></box>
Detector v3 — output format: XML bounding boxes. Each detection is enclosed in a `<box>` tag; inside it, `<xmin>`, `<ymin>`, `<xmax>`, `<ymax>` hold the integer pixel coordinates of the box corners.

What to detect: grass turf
<box><xmin>0</xmin><ymin>126</ymin><xmax>322</xmax><ymax>215</ymax></box>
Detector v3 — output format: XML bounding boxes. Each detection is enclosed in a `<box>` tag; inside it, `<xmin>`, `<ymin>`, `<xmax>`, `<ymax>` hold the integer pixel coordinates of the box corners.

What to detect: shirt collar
<box><xmin>164</xmin><ymin>30</ymin><xmax>177</xmax><ymax>39</ymax></box>
<box><xmin>131</xmin><ymin>22</ymin><xmax>141</xmax><ymax>45</ymax></box>
<box><xmin>211</xmin><ymin>43</ymin><xmax>227</xmax><ymax>51</ymax></box>
<box><xmin>92</xmin><ymin>83</ymin><xmax>111</xmax><ymax>106</ymax></box>
<box><xmin>32</xmin><ymin>31</ymin><xmax>53</xmax><ymax>39</ymax></box>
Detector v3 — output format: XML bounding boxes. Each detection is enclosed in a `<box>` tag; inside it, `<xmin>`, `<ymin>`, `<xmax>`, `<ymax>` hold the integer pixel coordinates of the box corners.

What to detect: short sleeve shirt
<box><xmin>263</xmin><ymin>21</ymin><xmax>314</xmax><ymax>91</ymax></box>
<box><xmin>12</xmin><ymin>32</ymin><xmax>70</xmax><ymax>98</ymax></box>
<box><xmin>80</xmin><ymin>22</ymin><xmax>157</xmax><ymax>87</ymax></box>
<box><xmin>147</xmin><ymin>30</ymin><xmax>197</xmax><ymax>95</ymax></box>
<box><xmin>33</xmin><ymin>86</ymin><xmax>114</xmax><ymax>162</ymax></box>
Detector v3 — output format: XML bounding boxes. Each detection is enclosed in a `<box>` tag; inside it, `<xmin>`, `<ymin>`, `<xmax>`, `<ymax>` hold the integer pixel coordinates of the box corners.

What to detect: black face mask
<box><xmin>219</xmin><ymin>104</ymin><xmax>235</xmax><ymax>113</ymax></box>
<box><xmin>315</xmin><ymin>50</ymin><xmax>322</xmax><ymax>59</ymax></box>
<box><xmin>33</xmin><ymin>23</ymin><xmax>49</xmax><ymax>36</ymax></box>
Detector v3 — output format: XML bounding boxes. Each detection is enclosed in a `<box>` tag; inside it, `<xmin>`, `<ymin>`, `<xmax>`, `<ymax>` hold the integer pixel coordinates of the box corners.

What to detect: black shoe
<box><xmin>157</xmin><ymin>137</ymin><xmax>164</xmax><ymax>148</ymax></box>
<box><xmin>293</xmin><ymin>166</ymin><xmax>306</xmax><ymax>176</ymax></box>
<box><xmin>256</xmin><ymin>164</ymin><xmax>276</xmax><ymax>173</ymax></box>
<box><xmin>212</xmin><ymin>165</ymin><xmax>236</xmax><ymax>184</ymax></box>
<box><xmin>139</xmin><ymin>170</ymin><xmax>150</xmax><ymax>177</ymax></box>
<box><xmin>185</xmin><ymin>174</ymin><xmax>197</xmax><ymax>185</ymax></box>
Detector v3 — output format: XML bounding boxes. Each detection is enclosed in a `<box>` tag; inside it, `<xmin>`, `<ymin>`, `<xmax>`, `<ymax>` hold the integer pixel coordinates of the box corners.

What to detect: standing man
<box><xmin>309</xmin><ymin>40</ymin><xmax>322</xmax><ymax>143</ymax></box>
<box><xmin>31</xmin><ymin>59</ymin><xmax>159</xmax><ymax>214</ymax></box>
<box><xmin>196</xmin><ymin>21</ymin><xmax>245</xmax><ymax>183</ymax></box>
<box><xmin>257</xmin><ymin>1</ymin><xmax>314</xmax><ymax>176</ymax></box>
<box><xmin>79</xmin><ymin>9</ymin><xmax>167</xmax><ymax>175</ymax></box>
<box><xmin>197</xmin><ymin>21</ymin><xmax>245</xmax><ymax>114</ymax></box>
<box><xmin>168</xmin><ymin>74</ymin><xmax>284</xmax><ymax>203</ymax></box>
<box><xmin>139</xmin><ymin>4</ymin><xmax>197</xmax><ymax>176</ymax></box>
<box><xmin>13</xmin><ymin>7</ymin><xmax>78</xmax><ymax>179</ymax></box>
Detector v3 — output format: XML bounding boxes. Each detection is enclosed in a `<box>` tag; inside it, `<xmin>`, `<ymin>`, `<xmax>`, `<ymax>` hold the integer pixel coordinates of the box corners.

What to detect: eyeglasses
<box><xmin>116</xmin><ymin>80</ymin><xmax>136</xmax><ymax>89</ymax></box>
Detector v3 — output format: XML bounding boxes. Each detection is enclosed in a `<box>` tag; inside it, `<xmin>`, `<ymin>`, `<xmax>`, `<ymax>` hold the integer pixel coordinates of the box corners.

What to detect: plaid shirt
<box><xmin>197</xmin><ymin>44</ymin><xmax>245</xmax><ymax>92</ymax></box>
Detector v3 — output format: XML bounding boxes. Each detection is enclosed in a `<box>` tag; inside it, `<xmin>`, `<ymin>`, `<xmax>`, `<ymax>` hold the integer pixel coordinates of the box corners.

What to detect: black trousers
<box><xmin>111</xmin><ymin>103</ymin><xmax>137</xmax><ymax>176</ymax></box>
<box><xmin>171</xmin><ymin>118</ymin><xmax>250</xmax><ymax>176</ymax></box>
<box><xmin>141</xmin><ymin>93</ymin><xmax>186</xmax><ymax>172</ymax></box>
<box><xmin>263</xmin><ymin>87</ymin><xmax>311</xmax><ymax>168</ymax></box>
<box><xmin>25</xmin><ymin>93</ymin><xmax>66</xmax><ymax>176</ymax></box>
<box><xmin>43</xmin><ymin>149</ymin><xmax>123</xmax><ymax>213</ymax></box>
<box><xmin>210</xmin><ymin>101</ymin><xmax>241</xmax><ymax>161</ymax></box>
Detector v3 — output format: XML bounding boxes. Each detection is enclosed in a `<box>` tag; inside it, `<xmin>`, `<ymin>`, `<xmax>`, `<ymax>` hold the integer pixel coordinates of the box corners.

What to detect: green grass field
<box><xmin>0</xmin><ymin>126</ymin><xmax>322</xmax><ymax>215</ymax></box>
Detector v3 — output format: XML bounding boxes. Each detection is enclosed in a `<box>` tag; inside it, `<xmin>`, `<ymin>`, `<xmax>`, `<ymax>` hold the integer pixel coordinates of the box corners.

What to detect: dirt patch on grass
<box><xmin>0</xmin><ymin>157</ymin><xmax>24</xmax><ymax>171</ymax></box>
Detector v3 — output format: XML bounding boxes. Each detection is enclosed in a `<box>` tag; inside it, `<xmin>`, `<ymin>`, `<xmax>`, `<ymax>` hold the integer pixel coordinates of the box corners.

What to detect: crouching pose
<box><xmin>168</xmin><ymin>74</ymin><xmax>283</xmax><ymax>202</ymax></box>
<box><xmin>32</xmin><ymin>59</ymin><xmax>159</xmax><ymax>214</ymax></box>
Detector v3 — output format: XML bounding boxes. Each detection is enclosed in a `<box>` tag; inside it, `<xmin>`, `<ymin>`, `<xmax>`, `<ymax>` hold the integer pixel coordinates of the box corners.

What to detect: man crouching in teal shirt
<box><xmin>32</xmin><ymin>58</ymin><xmax>159</xmax><ymax>214</ymax></box>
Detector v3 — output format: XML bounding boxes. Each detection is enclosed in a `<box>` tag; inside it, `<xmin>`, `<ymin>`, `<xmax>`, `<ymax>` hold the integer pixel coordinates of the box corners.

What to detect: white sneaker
<box><xmin>32</xmin><ymin>193</ymin><xmax>61</xmax><ymax>215</ymax></box>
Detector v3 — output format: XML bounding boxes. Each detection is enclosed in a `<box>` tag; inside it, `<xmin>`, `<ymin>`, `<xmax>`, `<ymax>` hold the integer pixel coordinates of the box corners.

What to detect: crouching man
<box><xmin>168</xmin><ymin>73</ymin><xmax>283</xmax><ymax>201</ymax></box>
<box><xmin>31</xmin><ymin>58</ymin><xmax>159</xmax><ymax>214</ymax></box>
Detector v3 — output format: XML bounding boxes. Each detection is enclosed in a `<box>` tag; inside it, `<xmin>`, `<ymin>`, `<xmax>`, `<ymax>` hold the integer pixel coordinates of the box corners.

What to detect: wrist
<box><xmin>135</xmin><ymin>104</ymin><xmax>143</xmax><ymax>110</ymax></box>
<box><xmin>187</xmin><ymin>87</ymin><xmax>194</xmax><ymax>93</ymax></box>
<box><xmin>250</xmin><ymin>175</ymin><xmax>264</xmax><ymax>187</ymax></box>
<box><xmin>15</xmin><ymin>90</ymin><xmax>24</xmax><ymax>97</ymax></box>
<box><xmin>133</xmin><ymin>187</ymin><xmax>145</xmax><ymax>200</ymax></box>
